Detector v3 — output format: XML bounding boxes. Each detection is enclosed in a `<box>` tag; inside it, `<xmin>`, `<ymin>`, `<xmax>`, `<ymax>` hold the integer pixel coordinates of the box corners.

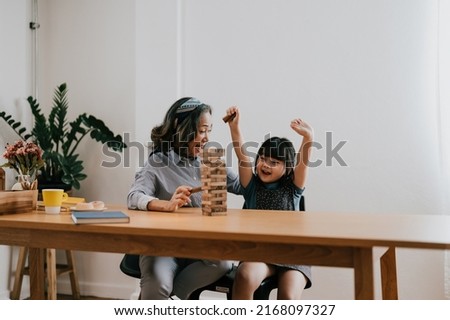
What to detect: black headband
<box><xmin>175</xmin><ymin>98</ymin><xmax>203</xmax><ymax>125</ymax></box>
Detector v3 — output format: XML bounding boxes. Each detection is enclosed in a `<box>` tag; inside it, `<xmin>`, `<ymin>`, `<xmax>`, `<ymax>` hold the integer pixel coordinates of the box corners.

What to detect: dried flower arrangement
<box><xmin>1</xmin><ymin>140</ymin><xmax>44</xmax><ymax>190</ymax></box>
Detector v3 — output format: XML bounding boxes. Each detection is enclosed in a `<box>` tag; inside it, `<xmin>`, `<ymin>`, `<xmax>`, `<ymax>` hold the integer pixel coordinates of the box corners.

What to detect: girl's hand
<box><xmin>167</xmin><ymin>186</ymin><xmax>192</xmax><ymax>211</ymax></box>
<box><xmin>290</xmin><ymin>118</ymin><xmax>314</xmax><ymax>140</ymax></box>
<box><xmin>224</xmin><ymin>106</ymin><xmax>240</xmax><ymax>127</ymax></box>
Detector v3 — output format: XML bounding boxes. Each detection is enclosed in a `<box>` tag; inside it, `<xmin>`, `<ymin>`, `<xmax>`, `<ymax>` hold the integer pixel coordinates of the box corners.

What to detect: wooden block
<box><xmin>202</xmin><ymin>149</ymin><xmax>225</xmax><ymax>157</ymax></box>
<box><xmin>210</xmin><ymin>211</ymin><xmax>227</xmax><ymax>216</ymax></box>
<box><xmin>210</xmin><ymin>189</ymin><xmax>225</xmax><ymax>193</ymax></box>
<box><xmin>210</xmin><ymin>181</ymin><xmax>227</xmax><ymax>187</ymax></box>
<box><xmin>201</xmin><ymin>207</ymin><xmax>227</xmax><ymax>216</ymax></box>
<box><xmin>222</xmin><ymin>112</ymin><xmax>236</xmax><ymax>123</ymax></box>
<box><xmin>203</xmin><ymin>156</ymin><xmax>221</xmax><ymax>161</ymax></box>
<box><xmin>0</xmin><ymin>190</ymin><xmax>38</xmax><ymax>215</ymax></box>
<box><xmin>202</xmin><ymin>162</ymin><xmax>226</xmax><ymax>168</ymax></box>
<box><xmin>211</xmin><ymin>205</ymin><xmax>227</xmax><ymax>211</ymax></box>
<box><xmin>190</xmin><ymin>186</ymin><xmax>202</xmax><ymax>193</ymax></box>
<box><xmin>201</xmin><ymin>148</ymin><xmax>227</xmax><ymax>215</ymax></box>
<box><xmin>210</xmin><ymin>167</ymin><xmax>226</xmax><ymax>173</ymax></box>
<box><xmin>210</xmin><ymin>174</ymin><xmax>227</xmax><ymax>179</ymax></box>
<box><xmin>211</xmin><ymin>196</ymin><xmax>227</xmax><ymax>202</ymax></box>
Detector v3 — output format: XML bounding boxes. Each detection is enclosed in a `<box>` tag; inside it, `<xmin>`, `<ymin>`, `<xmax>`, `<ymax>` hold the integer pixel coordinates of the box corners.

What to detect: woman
<box><xmin>127</xmin><ymin>97</ymin><xmax>242</xmax><ymax>299</ymax></box>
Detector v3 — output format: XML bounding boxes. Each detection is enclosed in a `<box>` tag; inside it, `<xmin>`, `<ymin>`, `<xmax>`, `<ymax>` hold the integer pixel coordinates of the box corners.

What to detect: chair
<box><xmin>189</xmin><ymin>195</ymin><xmax>305</xmax><ymax>300</ymax></box>
<box><xmin>187</xmin><ymin>265</ymin><xmax>278</xmax><ymax>300</ymax></box>
<box><xmin>11</xmin><ymin>247</ymin><xmax>80</xmax><ymax>300</ymax></box>
<box><xmin>119</xmin><ymin>196</ymin><xmax>305</xmax><ymax>300</ymax></box>
<box><xmin>2</xmin><ymin>168</ymin><xmax>79</xmax><ymax>300</ymax></box>
<box><xmin>119</xmin><ymin>254</ymin><xmax>277</xmax><ymax>300</ymax></box>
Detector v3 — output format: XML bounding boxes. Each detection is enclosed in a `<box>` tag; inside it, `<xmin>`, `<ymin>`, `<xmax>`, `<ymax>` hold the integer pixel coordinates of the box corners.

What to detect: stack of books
<box><xmin>71</xmin><ymin>211</ymin><xmax>130</xmax><ymax>224</ymax></box>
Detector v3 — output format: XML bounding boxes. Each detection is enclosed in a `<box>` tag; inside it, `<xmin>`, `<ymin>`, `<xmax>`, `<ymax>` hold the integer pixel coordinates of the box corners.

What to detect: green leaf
<box><xmin>0</xmin><ymin>110</ymin><xmax>30</xmax><ymax>140</ymax></box>
<box><xmin>12</xmin><ymin>122</ymin><xmax>21</xmax><ymax>129</ymax></box>
<box><xmin>75</xmin><ymin>173</ymin><xmax>87</xmax><ymax>180</ymax></box>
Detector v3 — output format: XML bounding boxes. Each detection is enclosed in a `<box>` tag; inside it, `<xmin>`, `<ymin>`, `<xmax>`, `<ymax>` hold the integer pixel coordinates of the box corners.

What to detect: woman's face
<box><xmin>188</xmin><ymin>112</ymin><xmax>212</xmax><ymax>157</ymax></box>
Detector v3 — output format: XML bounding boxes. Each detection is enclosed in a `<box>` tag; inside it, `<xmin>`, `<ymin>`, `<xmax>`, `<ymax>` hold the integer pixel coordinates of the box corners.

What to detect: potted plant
<box><xmin>0</xmin><ymin>140</ymin><xmax>44</xmax><ymax>212</ymax></box>
<box><xmin>0</xmin><ymin>83</ymin><xmax>126</xmax><ymax>190</ymax></box>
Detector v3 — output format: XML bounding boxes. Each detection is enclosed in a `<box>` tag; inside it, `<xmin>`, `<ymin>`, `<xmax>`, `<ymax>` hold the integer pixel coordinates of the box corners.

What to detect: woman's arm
<box><xmin>146</xmin><ymin>186</ymin><xmax>192</xmax><ymax>212</ymax></box>
<box><xmin>225</xmin><ymin>107</ymin><xmax>253</xmax><ymax>188</ymax></box>
<box><xmin>127</xmin><ymin>153</ymin><xmax>193</xmax><ymax>212</ymax></box>
<box><xmin>290</xmin><ymin>118</ymin><xmax>314</xmax><ymax>189</ymax></box>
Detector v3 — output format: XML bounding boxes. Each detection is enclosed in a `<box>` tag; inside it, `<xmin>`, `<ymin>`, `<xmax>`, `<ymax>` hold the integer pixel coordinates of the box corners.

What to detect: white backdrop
<box><xmin>0</xmin><ymin>0</ymin><xmax>448</xmax><ymax>300</ymax></box>
<box><xmin>438</xmin><ymin>0</ymin><xmax>450</xmax><ymax>299</ymax></box>
<box><xmin>137</xmin><ymin>0</ymin><xmax>446</xmax><ymax>299</ymax></box>
<box><xmin>0</xmin><ymin>0</ymin><xmax>31</xmax><ymax>300</ymax></box>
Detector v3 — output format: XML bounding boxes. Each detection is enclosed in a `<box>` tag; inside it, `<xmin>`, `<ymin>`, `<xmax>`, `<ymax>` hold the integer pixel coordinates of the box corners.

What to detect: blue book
<box><xmin>71</xmin><ymin>211</ymin><xmax>130</xmax><ymax>224</ymax></box>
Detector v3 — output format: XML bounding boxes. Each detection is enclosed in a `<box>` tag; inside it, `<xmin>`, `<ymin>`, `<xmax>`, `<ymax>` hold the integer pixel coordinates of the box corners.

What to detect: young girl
<box><xmin>225</xmin><ymin>106</ymin><xmax>314</xmax><ymax>300</ymax></box>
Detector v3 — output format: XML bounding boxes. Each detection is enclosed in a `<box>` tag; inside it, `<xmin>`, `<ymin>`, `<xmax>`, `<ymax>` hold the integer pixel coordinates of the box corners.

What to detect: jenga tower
<box><xmin>201</xmin><ymin>148</ymin><xmax>227</xmax><ymax>216</ymax></box>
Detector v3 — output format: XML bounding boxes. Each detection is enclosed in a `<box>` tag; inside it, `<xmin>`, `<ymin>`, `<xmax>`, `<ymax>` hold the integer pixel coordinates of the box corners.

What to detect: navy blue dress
<box><xmin>242</xmin><ymin>175</ymin><xmax>312</xmax><ymax>289</ymax></box>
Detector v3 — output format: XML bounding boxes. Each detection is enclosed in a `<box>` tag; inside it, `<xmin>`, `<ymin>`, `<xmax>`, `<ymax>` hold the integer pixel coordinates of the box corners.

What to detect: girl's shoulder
<box><xmin>284</xmin><ymin>178</ymin><xmax>305</xmax><ymax>194</ymax></box>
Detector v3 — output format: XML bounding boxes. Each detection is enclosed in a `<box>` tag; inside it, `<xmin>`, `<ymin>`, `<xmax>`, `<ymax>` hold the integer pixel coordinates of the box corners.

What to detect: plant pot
<box><xmin>37</xmin><ymin>178</ymin><xmax>71</xmax><ymax>191</ymax></box>
<box><xmin>37</xmin><ymin>178</ymin><xmax>72</xmax><ymax>200</ymax></box>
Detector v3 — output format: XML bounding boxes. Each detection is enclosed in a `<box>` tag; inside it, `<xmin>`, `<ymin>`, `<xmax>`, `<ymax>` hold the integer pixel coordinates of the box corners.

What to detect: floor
<box><xmin>54</xmin><ymin>291</ymin><xmax>228</xmax><ymax>300</ymax></box>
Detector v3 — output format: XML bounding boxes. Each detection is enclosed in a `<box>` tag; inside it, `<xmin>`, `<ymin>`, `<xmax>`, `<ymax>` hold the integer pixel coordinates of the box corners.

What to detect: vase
<box><xmin>11</xmin><ymin>175</ymin><xmax>38</xmax><ymax>191</ymax></box>
<box><xmin>11</xmin><ymin>175</ymin><xmax>38</xmax><ymax>210</ymax></box>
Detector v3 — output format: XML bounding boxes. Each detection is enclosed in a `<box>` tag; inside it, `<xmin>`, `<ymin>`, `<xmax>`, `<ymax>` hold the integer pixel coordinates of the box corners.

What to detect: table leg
<box><xmin>10</xmin><ymin>247</ymin><xmax>28</xmax><ymax>299</ymax></box>
<box><xmin>353</xmin><ymin>247</ymin><xmax>374</xmax><ymax>299</ymax></box>
<box><xmin>28</xmin><ymin>248</ymin><xmax>46</xmax><ymax>299</ymax></box>
<box><xmin>46</xmin><ymin>249</ymin><xmax>57</xmax><ymax>300</ymax></box>
<box><xmin>380</xmin><ymin>247</ymin><xmax>398</xmax><ymax>299</ymax></box>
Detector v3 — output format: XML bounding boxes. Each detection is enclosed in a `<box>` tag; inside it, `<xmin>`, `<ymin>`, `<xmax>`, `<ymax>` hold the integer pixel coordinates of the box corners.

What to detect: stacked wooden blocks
<box><xmin>201</xmin><ymin>148</ymin><xmax>227</xmax><ymax>216</ymax></box>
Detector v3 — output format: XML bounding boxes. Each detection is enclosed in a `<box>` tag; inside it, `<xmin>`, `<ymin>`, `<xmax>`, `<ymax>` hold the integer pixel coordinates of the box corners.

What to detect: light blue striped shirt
<box><xmin>127</xmin><ymin>149</ymin><xmax>242</xmax><ymax>210</ymax></box>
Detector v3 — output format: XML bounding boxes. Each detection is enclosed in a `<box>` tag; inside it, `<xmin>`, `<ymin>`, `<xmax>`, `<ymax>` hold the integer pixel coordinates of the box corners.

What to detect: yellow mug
<box><xmin>42</xmin><ymin>189</ymin><xmax>69</xmax><ymax>214</ymax></box>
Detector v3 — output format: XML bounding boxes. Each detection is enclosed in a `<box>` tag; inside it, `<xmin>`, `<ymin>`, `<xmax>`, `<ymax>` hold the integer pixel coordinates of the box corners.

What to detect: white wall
<box><xmin>36</xmin><ymin>0</ymin><xmax>137</xmax><ymax>299</ymax></box>
<box><xmin>0</xmin><ymin>0</ymin><xmax>32</xmax><ymax>300</ymax></box>
<box><xmin>137</xmin><ymin>0</ymin><xmax>446</xmax><ymax>299</ymax></box>
<box><xmin>0</xmin><ymin>0</ymin><xmax>447</xmax><ymax>300</ymax></box>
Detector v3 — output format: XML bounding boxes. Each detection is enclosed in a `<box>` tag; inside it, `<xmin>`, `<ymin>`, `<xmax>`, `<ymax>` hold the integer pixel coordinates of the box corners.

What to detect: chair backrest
<box><xmin>243</xmin><ymin>195</ymin><xmax>305</xmax><ymax>211</ymax></box>
<box><xmin>299</xmin><ymin>195</ymin><xmax>305</xmax><ymax>211</ymax></box>
<box><xmin>119</xmin><ymin>253</ymin><xmax>141</xmax><ymax>278</ymax></box>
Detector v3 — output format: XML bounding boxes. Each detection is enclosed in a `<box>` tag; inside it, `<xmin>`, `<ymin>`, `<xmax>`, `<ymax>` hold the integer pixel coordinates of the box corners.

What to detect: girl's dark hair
<box><xmin>150</xmin><ymin>97</ymin><xmax>212</xmax><ymax>156</ymax></box>
<box><xmin>255</xmin><ymin>136</ymin><xmax>296</xmax><ymax>181</ymax></box>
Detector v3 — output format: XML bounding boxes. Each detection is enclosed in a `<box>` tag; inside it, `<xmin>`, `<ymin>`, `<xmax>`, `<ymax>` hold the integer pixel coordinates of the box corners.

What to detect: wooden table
<box><xmin>1</xmin><ymin>207</ymin><xmax>450</xmax><ymax>300</ymax></box>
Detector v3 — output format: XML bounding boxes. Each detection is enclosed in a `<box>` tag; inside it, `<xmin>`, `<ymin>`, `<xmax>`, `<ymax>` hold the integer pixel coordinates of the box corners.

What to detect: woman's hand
<box><xmin>168</xmin><ymin>186</ymin><xmax>192</xmax><ymax>210</ymax></box>
<box><xmin>146</xmin><ymin>186</ymin><xmax>193</xmax><ymax>212</ymax></box>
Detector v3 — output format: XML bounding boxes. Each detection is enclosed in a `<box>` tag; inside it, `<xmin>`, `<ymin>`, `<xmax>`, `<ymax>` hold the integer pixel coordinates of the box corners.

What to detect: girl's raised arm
<box><xmin>225</xmin><ymin>107</ymin><xmax>253</xmax><ymax>188</ymax></box>
<box><xmin>290</xmin><ymin>118</ymin><xmax>314</xmax><ymax>189</ymax></box>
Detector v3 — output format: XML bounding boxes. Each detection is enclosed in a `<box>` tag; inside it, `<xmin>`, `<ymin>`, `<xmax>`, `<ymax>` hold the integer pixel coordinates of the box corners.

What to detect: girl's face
<box><xmin>256</xmin><ymin>155</ymin><xmax>286</xmax><ymax>183</ymax></box>
<box><xmin>188</xmin><ymin>112</ymin><xmax>212</xmax><ymax>157</ymax></box>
